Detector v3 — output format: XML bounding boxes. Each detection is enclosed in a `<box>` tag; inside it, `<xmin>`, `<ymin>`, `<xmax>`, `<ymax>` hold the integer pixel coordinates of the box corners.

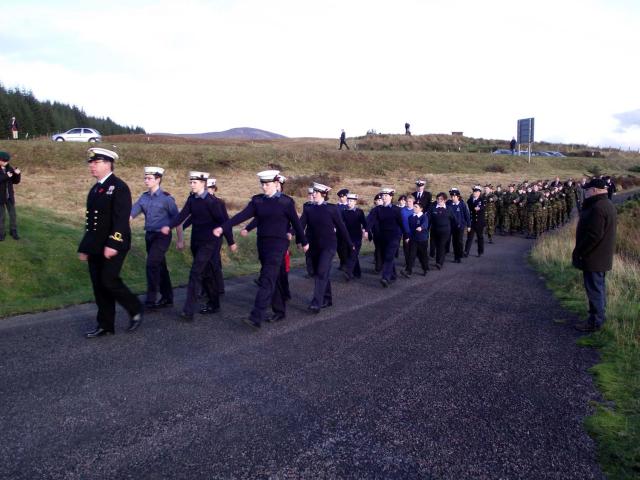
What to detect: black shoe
<box><xmin>127</xmin><ymin>312</ymin><xmax>143</xmax><ymax>332</ymax></box>
<box><xmin>380</xmin><ymin>278</ymin><xmax>389</xmax><ymax>288</ymax></box>
<box><xmin>308</xmin><ymin>305</ymin><xmax>321</xmax><ymax>314</ymax></box>
<box><xmin>343</xmin><ymin>271</ymin><xmax>352</xmax><ymax>282</ymax></box>
<box><xmin>253</xmin><ymin>278</ymin><xmax>261</xmax><ymax>287</ymax></box>
<box><xmin>574</xmin><ymin>322</ymin><xmax>601</xmax><ymax>333</ymax></box>
<box><xmin>422</xmin><ymin>270</ymin><xmax>428</xmax><ymax>276</ymax></box>
<box><xmin>321</xmin><ymin>301</ymin><xmax>332</xmax><ymax>308</ymax></box>
<box><xmin>463</xmin><ymin>252</ymin><xmax>469</xmax><ymax>258</ymax></box>
<box><xmin>243</xmin><ymin>317</ymin><xmax>261</xmax><ymax>329</ymax></box>
<box><xmin>266</xmin><ymin>312</ymin><xmax>286</xmax><ymax>322</ymax></box>
<box><xmin>10</xmin><ymin>231</ymin><xmax>19</xmax><ymax>240</ymax></box>
<box><xmin>400</xmin><ymin>269</ymin><xmax>411</xmax><ymax>278</ymax></box>
<box><xmin>488</xmin><ymin>238</ymin><xmax>493</xmax><ymax>244</ymax></box>
<box><xmin>477</xmin><ymin>253</ymin><xmax>483</xmax><ymax>257</ymax></box>
<box><xmin>85</xmin><ymin>327</ymin><xmax>114</xmax><ymax>338</ymax></box>
<box><xmin>454</xmin><ymin>259</ymin><xmax>461</xmax><ymax>263</ymax></box>
<box><xmin>153</xmin><ymin>298</ymin><xmax>173</xmax><ymax>309</ymax></box>
<box><xmin>199</xmin><ymin>305</ymin><xmax>220</xmax><ymax>315</ymax></box>
<box><xmin>178</xmin><ymin>312</ymin><xmax>194</xmax><ymax>322</ymax></box>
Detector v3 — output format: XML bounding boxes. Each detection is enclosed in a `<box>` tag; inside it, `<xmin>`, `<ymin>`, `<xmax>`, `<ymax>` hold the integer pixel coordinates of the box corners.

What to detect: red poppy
<box><xmin>98</xmin><ymin>188</ymin><xmax>104</xmax><ymax>193</ymax></box>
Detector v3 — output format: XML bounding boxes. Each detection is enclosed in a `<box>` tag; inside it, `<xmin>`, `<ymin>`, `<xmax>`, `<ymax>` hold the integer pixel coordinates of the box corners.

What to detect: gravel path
<box><xmin>0</xmin><ymin>231</ymin><xmax>604</xmax><ymax>479</ymax></box>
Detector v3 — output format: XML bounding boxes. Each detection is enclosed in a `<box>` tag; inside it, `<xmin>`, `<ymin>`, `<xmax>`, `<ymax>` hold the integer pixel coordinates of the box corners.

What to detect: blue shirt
<box><xmin>400</xmin><ymin>206</ymin><xmax>413</xmax><ymax>235</ymax></box>
<box><xmin>131</xmin><ymin>187</ymin><xmax>179</xmax><ymax>232</ymax></box>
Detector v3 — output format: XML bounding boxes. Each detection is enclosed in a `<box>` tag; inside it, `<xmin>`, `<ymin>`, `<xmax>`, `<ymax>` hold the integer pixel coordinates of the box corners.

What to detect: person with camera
<box><xmin>0</xmin><ymin>151</ymin><xmax>21</xmax><ymax>241</ymax></box>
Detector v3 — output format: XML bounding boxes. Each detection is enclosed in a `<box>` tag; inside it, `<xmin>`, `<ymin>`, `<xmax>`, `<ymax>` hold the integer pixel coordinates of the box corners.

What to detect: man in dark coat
<box><xmin>78</xmin><ymin>148</ymin><xmax>144</xmax><ymax>337</ymax></box>
<box><xmin>571</xmin><ymin>178</ymin><xmax>617</xmax><ymax>332</ymax></box>
<box><xmin>412</xmin><ymin>179</ymin><xmax>432</xmax><ymax>211</ymax></box>
<box><xmin>0</xmin><ymin>151</ymin><xmax>21</xmax><ymax>240</ymax></box>
<box><xmin>464</xmin><ymin>186</ymin><xmax>486</xmax><ymax>257</ymax></box>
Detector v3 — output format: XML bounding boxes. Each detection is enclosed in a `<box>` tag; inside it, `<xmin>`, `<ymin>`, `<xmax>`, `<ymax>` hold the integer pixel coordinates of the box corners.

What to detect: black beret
<box><xmin>0</xmin><ymin>151</ymin><xmax>10</xmax><ymax>161</ymax></box>
<box><xmin>585</xmin><ymin>178</ymin><xmax>607</xmax><ymax>189</ymax></box>
<box><xmin>337</xmin><ymin>189</ymin><xmax>349</xmax><ymax>197</ymax></box>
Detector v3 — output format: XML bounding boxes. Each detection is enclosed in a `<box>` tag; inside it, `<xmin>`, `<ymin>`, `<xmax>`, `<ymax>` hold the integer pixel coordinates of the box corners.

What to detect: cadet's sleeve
<box><xmin>289</xmin><ymin>201</ymin><xmax>307</xmax><ymax>246</ymax></box>
<box><xmin>219</xmin><ymin>201</ymin><xmax>235</xmax><ymax>246</ymax></box>
<box><xmin>169</xmin><ymin>197</ymin><xmax>192</xmax><ymax>229</ymax></box>
<box><xmin>167</xmin><ymin>196</ymin><xmax>179</xmax><ymax>221</ymax></box>
<box><xmin>359</xmin><ymin>210</ymin><xmax>368</xmax><ymax>231</ymax></box>
<box><xmin>223</xmin><ymin>200</ymin><xmax>256</xmax><ymax>233</ymax></box>
<box><xmin>106</xmin><ymin>181</ymin><xmax>133</xmax><ymax>251</ymax></box>
<box><xmin>11</xmin><ymin>169</ymin><xmax>21</xmax><ymax>185</ymax></box>
<box><xmin>245</xmin><ymin>218</ymin><xmax>258</xmax><ymax>232</ymax></box>
<box><xmin>332</xmin><ymin>207</ymin><xmax>353</xmax><ymax>249</ymax></box>
<box><xmin>130</xmin><ymin>195</ymin><xmax>143</xmax><ymax>218</ymax></box>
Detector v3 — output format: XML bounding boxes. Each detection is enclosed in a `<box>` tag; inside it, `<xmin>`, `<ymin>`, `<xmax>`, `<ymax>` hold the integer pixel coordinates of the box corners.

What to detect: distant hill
<box><xmin>156</xmin><ymin>127</ymin><xmax>286</xmax><ymax>140</ymax></box>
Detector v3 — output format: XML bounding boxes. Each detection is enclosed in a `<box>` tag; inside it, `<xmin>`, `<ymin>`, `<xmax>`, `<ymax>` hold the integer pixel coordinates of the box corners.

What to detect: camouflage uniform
<box><xmin>501</xmin><ymin>188</ymin><xmax>518</xmax><ymax>234</ymax></box>
<box><xmin>483</xmin><ymin>189</ymin><xmax>498</xmax><ymax>242</ymax></box>
<box><xmin>526</xmin><ymin>190</ymin><xmax>542</xmax><ymax>238</ymax></box>
<box><xmin>495</xmin><ymin>187</ymin><xmax>505</xmax><ymax>233</ymax></box>
<box><xmin>564</xmin><ymin>183</ymin><xmax>576</xmax><ymax>221</ymax></box>
<box><xmin>518</xmin><ymin>189</ymin><xmax>528</xmax><ymax>233</ymax></box>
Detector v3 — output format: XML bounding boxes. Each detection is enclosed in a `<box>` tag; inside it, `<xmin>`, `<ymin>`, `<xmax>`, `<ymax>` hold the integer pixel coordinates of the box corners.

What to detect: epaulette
<box><xmin>163</xmin><ymin>191</ymin><xmax>171</xmax><ymax>196</ymax></box>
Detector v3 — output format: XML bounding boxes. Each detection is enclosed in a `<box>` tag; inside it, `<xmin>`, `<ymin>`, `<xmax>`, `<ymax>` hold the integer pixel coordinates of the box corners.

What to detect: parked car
<box><xmin>51</xmin><ymin>128</ymin><xmax>102</xmax><ymax>142</ymax></box>
<box><xmin>491</xmin><ymin>149</ymin><xmax>513</xmax><ymax>155</ymax></box>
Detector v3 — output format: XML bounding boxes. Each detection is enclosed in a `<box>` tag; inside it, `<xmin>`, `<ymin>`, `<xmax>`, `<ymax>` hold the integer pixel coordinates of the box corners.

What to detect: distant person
<box><xmin>339</xmin><ymin>129</ymin><xmax>349</xmax><ymax>150</ymax></box>
<box><xmin>571</xmin><ymin>178</ymin><xmax>617</xmax><ymax>332</ymax></box>
<box><xmin>405</xmin><ymin>122</ymin><xmax>411</xmax><ymax>135</ymax></box>
<box><xmin>0</xmin><ymin>151</ymin><xmax>21</xmax><ymax>240</ymax></box>
<box><xmin>78</xmin><ymin>148</ymin><xmax>144</xmax><ymax>338</ymax></box>
<box><xmin>605</xmin><ymin>176</ymin><xmax>616</xmax><ymax>200</ymax></box>
<box><xmin>10</xmin><ymin>117</ymin><xmax>19</xmax><ymax>140</ymax></box>
<box><xmin>510</xmin><ymin>137</ymin><xmax>517</xmax><ymax>155</ymax></box>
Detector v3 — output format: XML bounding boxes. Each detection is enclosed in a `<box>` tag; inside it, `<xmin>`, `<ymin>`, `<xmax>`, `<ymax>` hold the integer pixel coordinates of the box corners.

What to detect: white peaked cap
<box><xmin>87</xmin><ymin>147</ymin><xmax>119</xmax><ymax>162</ymax></box>
<box><xmin>257</xmin><ymin>170</ymin><xmax>280</xmax><ymax>183</ymax></box>
<box><xmin>307</xmin><ymin>187</ymin><xmax>314</xmax><ymax>194</ymax></box>
<box><xmin>276</xmin><ymin>174</ymin><xmax>287</xmax><ymax>183</ymax></box>
<box><xmin>207</xmin><ymin>178</ymin><xmax>217</xmax><ymax>187</ymax></box>
<box><xmin>312</xmin><ymin>182</ymin><xmax>331</xmax><ymax>193</ymax></box>
<box><xmin>144</xmin><ymin>166</ymin><xmax>165</xmax><ymax>176</ymax></box>
<box><xmin>380</xmin><ymin>187</ymin><xmax>395</xmax><ymax>195</ymax></box>
<box><xmin>347</xmin><ymin>193</ymin><xmax>358</xmax><ymax>200</ymax></box>
<box><xmin>189</xmin><ymin>171</ymin><xmax>209</xmax><ymax>180</ymax></box>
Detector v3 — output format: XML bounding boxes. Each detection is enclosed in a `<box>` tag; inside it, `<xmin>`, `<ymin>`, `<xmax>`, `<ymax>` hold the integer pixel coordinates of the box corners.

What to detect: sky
<box><xmin>1</xmin><ymin>0</ymin><xmax>639</xmax><ymax>148</ymax></box>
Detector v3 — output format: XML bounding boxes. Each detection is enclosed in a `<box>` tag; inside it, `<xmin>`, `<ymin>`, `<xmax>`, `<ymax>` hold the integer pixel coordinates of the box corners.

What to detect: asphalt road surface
<box><xmin>0</xmin><ymin>230</ymin><xmax>606</xmax><ymax>479</ymax></box>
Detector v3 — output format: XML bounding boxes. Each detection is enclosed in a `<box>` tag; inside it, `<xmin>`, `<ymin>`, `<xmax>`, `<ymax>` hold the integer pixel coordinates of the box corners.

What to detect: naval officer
<box><xmin>78</xmin><ymin>148</ymin><xmax>144</xmax><ymax>337</ymax></box>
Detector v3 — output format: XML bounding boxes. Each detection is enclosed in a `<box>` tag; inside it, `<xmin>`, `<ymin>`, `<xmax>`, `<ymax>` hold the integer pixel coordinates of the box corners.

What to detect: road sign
<box><xmin>517</xmin><ymin>118</ymin><xmax>535</xmax><ymax>145</ymax></box>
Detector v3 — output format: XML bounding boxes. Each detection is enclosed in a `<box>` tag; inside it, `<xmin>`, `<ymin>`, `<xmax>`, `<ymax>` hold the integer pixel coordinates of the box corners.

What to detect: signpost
<box><xmin>517</xmin><ymin>117</ymin><xmax>535</xmax><ymax>163</ymax></box>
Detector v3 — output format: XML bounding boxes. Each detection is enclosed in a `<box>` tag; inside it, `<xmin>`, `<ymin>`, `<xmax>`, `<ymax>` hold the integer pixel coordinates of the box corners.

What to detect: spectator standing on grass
<box><xmin>577</xmin><ymin>177</ymin><xmax>588</xmax><ymax>211</ymax></box>
<box><xmin>10</xmin><ymin>117</ymin><xmax>19</xmax><ymax>140</ymax></box>
<box><xmin>571</xmin><ymin>178</ymin><xmax>617</xmax><ymax>332</ymax></box>
<box><xmin>0</xmin><ymin>151</ymin><xmax>21</xmax><ymax>240</ymax></box>
<box><xmin>510</xmin><ymin>137</ymin><xmax>517</xmax><ymax>155</ymax></box>
<box><xmin>405</xmin><ymin>122</ymin><xmax>411</xmax><ymax>135</ymax></box>
<box><xmin>605</xmin><ymin>176</ymin><xmax>616</xmax><ymax>200</ymax></box>
<box><xmin>339</xmin><ymin>129</ymin><xmax>349</xmax><ymax>150</ymax></box>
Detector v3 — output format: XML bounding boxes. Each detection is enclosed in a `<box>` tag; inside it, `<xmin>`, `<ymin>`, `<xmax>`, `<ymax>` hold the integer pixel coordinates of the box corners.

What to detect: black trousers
<box><xmin>310</xmin><ymin>246</ymin><xmax>336</xmax><ymax>307</ymax></box>
<box><xmin>337</xmin><ymin>236</ymin><xmax>350</xmax><ymax>268</ymax></box>
<box><xmin>145</xmin><ymin>231</ymin><xmax>173</xmax><ymax>303</ymax></box>
<box><xmin>88</xmin><ymin>252</ymin><xmax>142</xmax><ymax>332</ymax></box>
<box><xmin>406</xmin><ymin>239</ymin><xmax>429</xmax><ymax>273</ymax></box>
<box><xmin>184</xmin><ymin>239</ymin><xmax>220</xmax><ymax>315</ymax></box>
<box><xmin>465</xmin><ymin>223</ymin><xmax>485</xmax><ymax>256</ymax></box>
<box><xmin>372</xmin><ymin>236</ymin><xmax>383</xmax><ymax>272</ymax></box>
<box><xmin>345</xmin><ymin>241</ymin><xmax>362</xmax><ymax>278</ymax></box>
<box><xmin>251</xmin><ymin>240</ymin><xmax>288</xmax><ymax>323</ymax></box>
<box><xmin>380</xmin><ymin>235</ymin><xmax>400</xmax><ymax>281</ymax></box>
<box><xmin>0</xmin><ymin>201</ymin><xmax>17</xmax><ymax>236</ymax></box>
<box><xmin>451</xmin><ymin>226</ymin><xmax>465</xmax><ymax>260</ymax></box>
<box><xmin>402</xmin><ymin>233</ymin><xmax>411</xmax><ymax>269</ymax></box>
<box><xmin>432</xmin><ymin>227</ymin><xmax>450</xmax><ymax>267</ymax></box>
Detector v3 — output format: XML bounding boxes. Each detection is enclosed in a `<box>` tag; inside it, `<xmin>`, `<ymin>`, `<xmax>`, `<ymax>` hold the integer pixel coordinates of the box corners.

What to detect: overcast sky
<box><xmin>1</xmin><ymin>0</ymin><xmax>639</xmax><ymax>148</ymax></box>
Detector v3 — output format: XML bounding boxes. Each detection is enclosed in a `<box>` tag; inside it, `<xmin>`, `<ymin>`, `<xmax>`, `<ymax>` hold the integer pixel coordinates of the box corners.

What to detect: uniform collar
<box><xmin>98</xmin><ymin>172</ymin><xmax>113</xmax><ymax>184</ymax></box>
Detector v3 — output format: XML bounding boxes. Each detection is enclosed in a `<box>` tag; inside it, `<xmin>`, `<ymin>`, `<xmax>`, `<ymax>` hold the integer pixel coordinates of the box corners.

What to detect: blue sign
<box><xmin>517</xmin><ymin>118</ymin><xmax>535</xmax><ymax>144</ymax></box>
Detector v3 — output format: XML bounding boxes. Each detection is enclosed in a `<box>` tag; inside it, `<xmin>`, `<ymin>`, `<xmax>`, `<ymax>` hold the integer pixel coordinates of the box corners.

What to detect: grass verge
<box><xmin>530</xmin><ymin>200</ymin><xmax>640</xmax><ymax>479</ymax></box>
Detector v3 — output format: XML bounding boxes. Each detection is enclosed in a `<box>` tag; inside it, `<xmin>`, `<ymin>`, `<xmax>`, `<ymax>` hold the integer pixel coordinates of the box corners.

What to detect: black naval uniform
<box><xmin>301</xmin><ymin>202</ymin><xmax>353</xmax><ymax>310</ymax></box>
<box><xmin>0</xmin><ymin>161</ymin><xmax>21</xmax><ymax>240</ymax></box>
<box><xmin>412</xmin><ymin>189</ymin><xmax>432</xmax><ymax>211</ymax></box>
<box><xmin>170</xmin><ymin>191</ymin><xmax>234</xmax><ymax>317</ymax></box>
<box><xmin>430</xmin><ymin>204</ymin><xmax>454</xmax><ymax>268</ymax></box>
<box><xmin>465</xmin><ymin>196</ymin><xmax>486</xmax><ymax>257</ymax></box>
<box><xmin>341</xmin><ymin>206</ymin><xmax>368</xmax><ymax>279</ymax></box>
<box><xmin>368</xmin><ymin>203</ymin><xmax>404</xmax><ymax>284</ymax></box>
<box><xmin>78</xmin><ymin>173</ymin><xmax>142</xmax><ymax>333</ymax></box>
<box><xmin>221</xmin><ymin>192</ymin><xmax>307</xmax><ymax>326</ymax></box>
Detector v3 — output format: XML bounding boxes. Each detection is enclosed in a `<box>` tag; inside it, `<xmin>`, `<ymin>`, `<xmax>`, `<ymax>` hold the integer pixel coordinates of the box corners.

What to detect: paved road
<box><xmin>0</xmin><ymin>230</ymin><xmax>605</xmax><ymax>479</ymax></box>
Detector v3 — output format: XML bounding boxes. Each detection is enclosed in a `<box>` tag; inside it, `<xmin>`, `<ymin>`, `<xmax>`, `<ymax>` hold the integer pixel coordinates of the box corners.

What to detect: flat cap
<box><xmin>337</xmin><ymin>189</ymin><xmax>349</xmax><ymax>197</ymax></box>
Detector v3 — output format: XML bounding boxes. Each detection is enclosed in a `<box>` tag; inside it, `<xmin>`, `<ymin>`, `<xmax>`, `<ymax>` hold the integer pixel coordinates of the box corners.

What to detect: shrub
<box><xmin>628</xmin><ymin>165</ymin><xmax>640</xmax><ymax>173</ymax></box>
<box><xmin>485</xmin><ymin>163</ymin><xmax>506</xmax><ymax>173</ymax></box>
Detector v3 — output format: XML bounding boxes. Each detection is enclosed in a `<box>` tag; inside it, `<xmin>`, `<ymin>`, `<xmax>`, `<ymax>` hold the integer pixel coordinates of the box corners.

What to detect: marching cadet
<box><xmin>517</xmin><ymin>186</ymin><xmax>528</xmax><ymax>234</ymax></box>
<box><xmin>336</xmin><ymin>188</ymin><xmax>350</xmax><ymax>271</ymax></box>
<box><xmin>448</xmin><ymin>189</ymin><xmax>470</xmax><ymax>263</ymax></box>
<box><xmin>214</xmin><ymin>170</ymin><xmax>308</xmax><ymax>328</ymax></box>
<box><xmin>401</xmin><ymin>199</ymin><xmax>430</xmax><ymax>276</ymax></box>
<box><xmin>464</xmin><ymin>186</ymin><xmax>485</xmax><ymax>257</ymax></box>
<box><xmin>411</xmin><ymin>179</ymin><xmax>432</xmax><ymax>211</ymax></box>
<box><xmin>399</xmin><ymin>195</ymin><xmax>415</xmax><ymax>273</ymax></box>
<box><xmin>565</xmin><ymin>179</ymin><xmax>577</xmax><ymax>221</ymax></box>
<box><xmin>207</xmin><ymin>177</ymin><xmax>227</xmax><ymax>295</ymax></box>
<box><xmin>304</xmin><ymin>186</ymin><xmax>315</xmax><ymax>278</ymax></box>
<box><xmin>168</xmin><ymin>172</ymin><xmax>236</xmax><ymax>321</ymax></box>
<box><xmin>130</xmin><ymin>166</ymin><xmax>184</xmax><ymax>309</ymax></box>
<box><xmin>366</xmin><ymin>194</ymin><xmax>384</xmax><ymax>273</ymax></box>
<box><xmin>78</xmin><ymin>148</ymin><xmax>144</xmax><ymax>337</ymax></box>
<box><xmin>429</xmin><ymin>192</ymin><xmax>454</xmax><ymax>269</ymax></box>
<box><xmin>341</xmin><ymin>192</ymin><xmax>368</xmax><ymax>280</ymax></box>
<box><xmin>300</xmin><ymin>183</ymin><xmax>353</xmax><ymax>313</ymax></box>
<box><xmin>525</xmin><ymin>184</ymin><xmax>543</xmax><ymax>239</ymax></box>
<box><xmin>501</xmin><ymin>184</ymin><xmax>519</xmax><ymax>235</ymax></box>
<box><xmin>482</xmin><ymin>184</ymin><xmax>498</xmax><ymax>243</ymax></box>
<box><xmin>495</xmin><ymin>184</ymin><xmax>505</xmax><ymax>234</ymax></box>
<box><xmin>367</xmin><ymin>188</ymin><xmax>404</xmax><ymax>287</ymax></box>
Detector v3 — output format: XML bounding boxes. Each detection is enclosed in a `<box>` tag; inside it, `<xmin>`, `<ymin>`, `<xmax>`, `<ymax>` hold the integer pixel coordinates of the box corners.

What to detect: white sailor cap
<box><xmin>144</xmin><ymin>166</ymin><xmax>165</xmax><ymax>176</ymax></box>
<box><xmin>257</xmin><ymin>170</ymin><xmax>280</xmax><ymax>183</ymax></box>
<box><xmin>380</xmin><ymin>187</ymin><xmax>395</xmax><ymax>195</ymax></box>
<box><xmin>189</xmin><ymin>171</ymin><xmax>209</xmax><ymax>181</ymax></box>
<box><xmin>276</xmin><ymin>174</ymin><xmax>287</xmax><ymax>184</ymax></box>
<box><xmin>307</xmin><ymin>187</ymin><xmax>314</xmax><ymax>194</ymax></box>
<box><xmin>312</xmin><ymin>182</ymin><xmax>331</xmax><ymax>193</ymax></box>
<box><xmin>472</xmin><ymin>185</ymin><xmax>482</xmax><ymax>192</ymax></box>
<box><xmin>207</xmin><ymin>178</ymin><xmax>217</xmax><ymax>188</ymax></box>
<box><xmin>87</xmin><ymin>147</ymin><xmax>118</xmax><ymax>163</ymax></box>
<box><xmin>449</xmin><ymin>187</ymin><xmax>461</xmax><ymax>195</ymax></box>
<box><xmin>415</xmin><ymin>179</ymin><xmax>426</xmax><ymax>186</ymax></box>
<box><xmin>347</xmin><ymin>193</ymin><xmax>358</xmax><ymax>200</ymax></box>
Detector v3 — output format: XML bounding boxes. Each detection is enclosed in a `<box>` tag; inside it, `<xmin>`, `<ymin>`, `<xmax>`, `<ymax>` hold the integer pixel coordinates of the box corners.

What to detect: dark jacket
<box><xmin>300</xmin><ymin>202</ymin><xmax>352</xmax><ymax>251</ymax></box>
<box><xmin>341</xmin><ymin>207</ymin><xmax>368</xmax><ymax>244</ymax></box>
<box><xmin>412</xmin><ymin>190</ymin><xmax>432</xmax><ymax>211</ymax></box>
<box><xmin>447</xmin><ymin>200</ymin><xmax>470</xmax><ymax>229</ymax></box>
<box><xmin>171</xmin><ymin>192</ymin><xmax>234</xmax><ymax>246</ymax></box>
<box><xmin>0</xmin><ymin>163</ymin><xmax>21</xmax><ymax>204</ymax></box>
<box><xmin>467</xmin><ymin>196</ymin><xmax>486</xmax><ymax>226</ymax></box>
<box><xmin>78</xmin><ymin>174</ymin><xmax>133</xmax><ymax>254</ymax></box>
<box><xmin>572</xmin><ymin>194</ymin><xmax>616</xmax><ymax>272</ymax></box>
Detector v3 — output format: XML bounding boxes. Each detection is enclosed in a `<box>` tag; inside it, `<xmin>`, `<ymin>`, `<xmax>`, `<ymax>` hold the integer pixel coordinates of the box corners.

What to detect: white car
<box><xmin>51</xmin><ymin>128</ymin><xmax>102</xmax><ymax>142</ymax></box>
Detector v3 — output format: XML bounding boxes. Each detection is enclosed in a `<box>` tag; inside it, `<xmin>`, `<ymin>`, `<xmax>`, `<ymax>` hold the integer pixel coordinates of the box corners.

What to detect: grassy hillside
<box><xmin>531</xmin><ymin>199</ymin><xmax>640</xmax><ymax>479</ymax></box>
